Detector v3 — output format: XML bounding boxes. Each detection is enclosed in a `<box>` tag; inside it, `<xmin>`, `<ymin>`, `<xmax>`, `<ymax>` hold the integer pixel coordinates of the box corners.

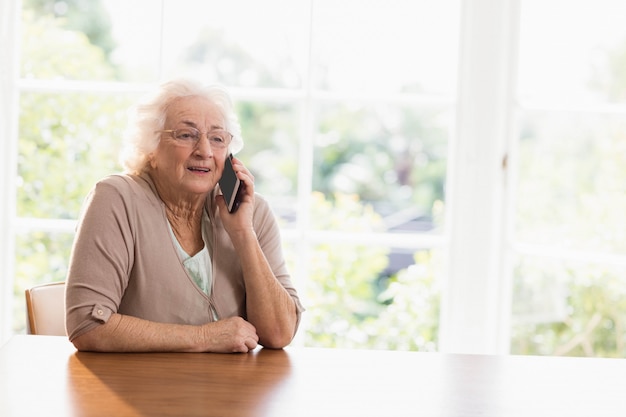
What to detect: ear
<box><xmin>148</xmin><ymin>152</ymin><xmax>157</xmax><ymax>169</ymax></box>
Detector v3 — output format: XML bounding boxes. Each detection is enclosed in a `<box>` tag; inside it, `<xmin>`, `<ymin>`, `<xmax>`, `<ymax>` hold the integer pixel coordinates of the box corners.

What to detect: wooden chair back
<box><xmin>25</xmin><ymin>281</ymin><xmax>66</xmax><ymax>336</ymax></box>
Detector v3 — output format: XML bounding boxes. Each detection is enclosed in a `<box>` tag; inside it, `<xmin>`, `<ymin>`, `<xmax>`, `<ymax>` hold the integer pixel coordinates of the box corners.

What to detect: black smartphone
<box><xmin>218</xmin><ymin>153</ymin><xmax>242</xmax><ymax>213</ymax></box>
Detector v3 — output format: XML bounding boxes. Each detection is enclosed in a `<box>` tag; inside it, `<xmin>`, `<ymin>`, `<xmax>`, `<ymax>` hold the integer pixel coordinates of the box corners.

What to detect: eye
<box><xmin>175</xmin><ymin>129</ymin><xmax>199</xmax><ymax>141</ymax></box>
<box><xmin>210</xmin><ymin>134</ymin><xmax>225</xmax><ymax>144</ymax></box>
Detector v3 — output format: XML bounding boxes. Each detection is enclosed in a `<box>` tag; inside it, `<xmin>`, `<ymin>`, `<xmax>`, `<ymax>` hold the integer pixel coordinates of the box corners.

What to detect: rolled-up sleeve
<box><xmin>65</xmin><ymin>178</ymin><xmax>135</xmax><ymax>341</ymax></box>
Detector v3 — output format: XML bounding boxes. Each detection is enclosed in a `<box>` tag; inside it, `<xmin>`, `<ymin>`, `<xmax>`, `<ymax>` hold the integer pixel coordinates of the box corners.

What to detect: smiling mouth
<box><xmin>188</xmin><ymin>167</ymin><xmax>210</xmax><ymax>173</ymax></box>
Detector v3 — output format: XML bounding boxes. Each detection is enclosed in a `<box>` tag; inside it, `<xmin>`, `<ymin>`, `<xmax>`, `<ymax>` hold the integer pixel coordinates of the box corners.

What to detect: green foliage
<box><xmin>590</xmin><ymin>38</ymin><xmax>626</xmax><ymax>102</ymax></box>
<box><xmin>516</xmin><ymin>113</ymin><xmax>626</xmax><ymax>252</ymax></box>
<box><xmin>183</xmin><ymin>27</ymin><xmax>301</xmax><ymax>89</ymax></box>
<box><xmin>512</xmin><ymin>104</ymin><xmax>626</xmax><ymax>357</ymax></box>
<box><xmin>368</xmin><ymin>251</ymin><xmax>441</xmax><ymax>351</ymax></box>
<box><xmin>235</xmin><ymin>101</ymin><xmax>300</xmax><ymax>200</ymax></box>
<box><xmin>18</xmin><ymin>13</ymin><xmax>134</xmax><ymax>218</ymax></box>
<box><xmin>23</xmin><ymin>0</ymin><xmax>115</xmax><ymax>59</ymax></box>
<box><xmin>17</xmin><ymin>91</ymin><xmax>135</xmax><ymax>219</ymax></box>
<box><xmin>511</xmin><ymin>262</ymin><xmax>626</xmax><ymax>357</ymax></box>
<box><xmin>21</xmin><ymin>11</ymin><xmax>114</xmax><ymax>80</ymax></box>
<box><xmin>313</xmin><ymin>103</ymin><xmax>449</xmax><ymax>220</ymax></box>
<box><xmin>303</xmin><ymin>192</ymin><xmax>389</xmax><ymax>347</ymax></box>
<box><xmin>508</xmin><ymin>46</ymin><xmax>626</xmax><ymax>356</ymax></box>
<box><xmin>303</xmin><ymin>192</ymin><xmax>441</xmax><ymax>350</ymax></box>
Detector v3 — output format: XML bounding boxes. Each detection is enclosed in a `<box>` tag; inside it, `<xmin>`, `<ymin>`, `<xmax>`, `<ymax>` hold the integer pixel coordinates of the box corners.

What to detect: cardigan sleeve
<box><xmin>252</xmin><ymin>195</ymin><xmax>306</xmax><ymax>328</ymax></box>
<box><xmin>65</xmin><ymin>177</ymin><xmax>135</xmax><ymax>341</ymax></box>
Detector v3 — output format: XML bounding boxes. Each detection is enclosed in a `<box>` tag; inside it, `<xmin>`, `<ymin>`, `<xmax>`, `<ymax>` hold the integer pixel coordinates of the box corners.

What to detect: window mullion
<box><xmin>440</xmin><ymin>0</ymin><xmax>520</xmax><ymax>354</ymax></box>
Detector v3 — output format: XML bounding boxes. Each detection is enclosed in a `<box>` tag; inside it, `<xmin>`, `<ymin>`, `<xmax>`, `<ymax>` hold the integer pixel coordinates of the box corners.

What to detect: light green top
<box><xmin>167</xmin><ymin>211</ymin><xmax>212</xmax><ymax>296</ymax></box>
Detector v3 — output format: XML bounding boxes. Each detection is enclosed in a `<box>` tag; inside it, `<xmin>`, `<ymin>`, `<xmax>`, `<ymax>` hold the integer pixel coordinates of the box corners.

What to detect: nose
<box><xmin>193</xmin><ymin>133</ymin><xmax>214</xmax><ymax>157</ymax></box>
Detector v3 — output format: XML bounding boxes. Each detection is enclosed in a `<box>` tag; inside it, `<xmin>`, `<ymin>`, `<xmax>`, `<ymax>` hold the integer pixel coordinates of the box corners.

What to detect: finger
<box><xmin>214</xmin><ymin>193</ymin><xmax>227</xmax><ymax>210</ymax></box>
<box><xmin>238</xmin><ymin>168</ymin><xmax>254</xmax><ymax>183</ymax></box>
<box><xmin>245</xmin><ymin>337</ymin><xmax>258</xmax><ymax>351</ymax></box>
<box><xmin>231</xmin><ymin>159</ymin><xmax>254</xmax><ymax>183</ymax></box>
<box><xmin>233</xmin><ymin>344</ymin><xmax>248</xmax><ymax>353</ymax></box>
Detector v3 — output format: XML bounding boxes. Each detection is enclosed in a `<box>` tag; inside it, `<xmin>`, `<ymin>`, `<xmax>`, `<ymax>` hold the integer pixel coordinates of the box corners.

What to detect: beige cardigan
<box><xmin>65</xmin><ymin>173</ymin><xmax>303</xmax><ymax>341</ymax></box>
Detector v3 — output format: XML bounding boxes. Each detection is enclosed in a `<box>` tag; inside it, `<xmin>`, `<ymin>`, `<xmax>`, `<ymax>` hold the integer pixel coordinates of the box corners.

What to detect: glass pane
<box><xmin>235</xmin><ymin>101</ymin><xmax>300</xmax><ymax>227</ymax></box>
<box><xmin>311</xmin><ymin>0</ymin><xmax>460</xmax><ymax>95</ymax></box>
<box><xmin>515</xmin><ymin>111</ymin><xmax>626</xmax><ymax>253</ymax></box>
<box><xmin>17</xmin><ymin>91</ymin><xmax>138</xmax><ymax>219</ymax></box>
<box><xmin>160</xmin><ymin>0</ymin><xmax>310</xmax><ymax>88</ymax></box>
<box><xmin>513</xmin><ymin>0</ymin><xmax>626</xmax><ymax>356</ymax></box>
<box><xmin>13</xmin><ymin>231</ymin><xmax>75</xmax><ymax>333</ymax></box>
<box><xmin>21</xmin><ymin>2</ymin><xmax>118</xmax><ymax>81</ymax></box>
<box><xmin>104</xmin><ymin>0</ymin><xmax>163</xmax><ymax>82</ymax></box>
<box><xmin>518</xmin><ymin>0</ymin><xmax>626</xmax><ymax>103</ymax></box>
<box><xmin>296</xmin><ymin>240</ymin><xmax>442</xmax><ymax>351</ymax></box>
<box><xmin>313</xmin><ymin>102</ymin><xmax>451</xmax><ymax>233</ymax></box>
<box><xmin>511</xmin><ymin>255</ymin><xmax>626</xmax><ymax>357</ymax></box>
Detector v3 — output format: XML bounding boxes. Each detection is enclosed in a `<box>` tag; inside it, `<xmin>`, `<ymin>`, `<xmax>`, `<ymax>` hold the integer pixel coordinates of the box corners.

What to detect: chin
<box><xmin>188</xmin><ymin>180</ymin><xmax>217</xmax><ymax>195</ymax></box>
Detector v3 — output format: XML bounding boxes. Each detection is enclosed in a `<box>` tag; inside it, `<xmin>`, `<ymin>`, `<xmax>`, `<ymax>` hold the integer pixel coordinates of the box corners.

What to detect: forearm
<box><xmin>234</xmin><ymin>231</ymin><xmax>298</xmax><ymax>348</ymax></box>
<box><xmin>71</xmin><ymin>313</ymin><xmax>205</xmax><ymax>353</ymax></box>
<box><xmin>70</xmin><ymin>313</ymin><xmax>259</xmax><ymax>353</ymax></box>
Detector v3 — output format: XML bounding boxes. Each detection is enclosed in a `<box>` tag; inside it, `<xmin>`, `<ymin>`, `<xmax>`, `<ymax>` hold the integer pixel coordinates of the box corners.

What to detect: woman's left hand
<box><xmin>216</xmin><ymin>156</ymin><xmax>256</xmax><ymax>237</ymax></box>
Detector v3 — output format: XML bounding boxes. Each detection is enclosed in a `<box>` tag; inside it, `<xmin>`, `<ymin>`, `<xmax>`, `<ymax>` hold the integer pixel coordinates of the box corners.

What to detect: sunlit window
<box><xmin>510</xmin><ymin>0</ymin><xmax>626</xmax><ymax>357</ymax></box>
<box><xmin>3</xmin><ymin>0</ymin><xmax>626</xmax><ymax>357</ymax></box>
<box><xmin>5</xmin><ymin>0</ymin><xmax>458</xmax><ymax>351</ymax></box>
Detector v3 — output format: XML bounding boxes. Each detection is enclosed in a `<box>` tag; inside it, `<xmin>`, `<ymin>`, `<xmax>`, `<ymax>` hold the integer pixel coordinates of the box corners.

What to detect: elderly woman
<box><xmin>65</xmin><ymin>78</ymin><xmax>304</xmax><ymax>352</ymax></box>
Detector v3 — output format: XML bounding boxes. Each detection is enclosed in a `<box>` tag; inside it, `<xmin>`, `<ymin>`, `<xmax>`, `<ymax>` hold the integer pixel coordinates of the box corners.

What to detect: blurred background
<box><xmin>1</xmin><ymin>0</ymin><xmax>626</xmax><ymax>356</ymax></box>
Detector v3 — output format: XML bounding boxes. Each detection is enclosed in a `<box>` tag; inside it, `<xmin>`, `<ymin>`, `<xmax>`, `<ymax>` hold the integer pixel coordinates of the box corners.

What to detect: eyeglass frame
<box><xmin>156</xmin><ymin>127</ymin><xmax>233</xmax><ymax>149</ymax></box>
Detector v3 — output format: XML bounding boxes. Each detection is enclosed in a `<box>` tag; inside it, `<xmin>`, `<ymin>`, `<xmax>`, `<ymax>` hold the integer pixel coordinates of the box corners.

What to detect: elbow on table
<box><xmin>70</xmin><ymin>335</ymin><xmax>92</xmax><ymax>352</ymax></box>
<box><xmin>70</xmin><ymin>329</ymin><xmax>103</xmax><ymax>352</ymax></box>
<box><xmin>260</xmin><ymin>328</ymin><xmax>296</xmax><ymax>350</ymax></box>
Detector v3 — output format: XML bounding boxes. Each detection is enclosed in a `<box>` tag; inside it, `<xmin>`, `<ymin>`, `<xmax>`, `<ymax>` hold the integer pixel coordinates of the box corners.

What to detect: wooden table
<box><xmin>1</xmin><ymin>335</ymin><xmax>625</xmax><ymax>417</ymax></box>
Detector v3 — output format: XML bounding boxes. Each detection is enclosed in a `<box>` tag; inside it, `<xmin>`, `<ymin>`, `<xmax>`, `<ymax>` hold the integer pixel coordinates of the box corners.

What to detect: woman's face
<box><xmin>149</xmin><ymin>95</ymin><xmax>229</xmax><ymax>199</ymax></box>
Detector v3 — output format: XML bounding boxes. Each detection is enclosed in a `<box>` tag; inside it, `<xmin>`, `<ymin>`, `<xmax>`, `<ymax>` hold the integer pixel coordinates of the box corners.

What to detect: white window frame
<box><xmin>0</xmin><ymin>0</ymin><xmax>21</xmax><ymax>342</ymax></box>
<box><xmin>440</xmin><ymin>0</ymin><xmax>520</xmax><ymax>354</ymax></box>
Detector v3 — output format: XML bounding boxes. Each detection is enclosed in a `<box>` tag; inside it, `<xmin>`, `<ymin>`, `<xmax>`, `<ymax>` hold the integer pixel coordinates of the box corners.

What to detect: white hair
<box><xmin>119</xmin><ymin>78</ymin><xmax>244</xmax><ymax>175</ymax></box>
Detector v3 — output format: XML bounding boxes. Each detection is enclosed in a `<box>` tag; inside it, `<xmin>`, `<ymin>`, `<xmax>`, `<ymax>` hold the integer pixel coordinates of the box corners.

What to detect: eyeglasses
<box><xmin>157</xmin><ymin>127</ymin><xmax>232</xmax><ymax>149</ymax></box>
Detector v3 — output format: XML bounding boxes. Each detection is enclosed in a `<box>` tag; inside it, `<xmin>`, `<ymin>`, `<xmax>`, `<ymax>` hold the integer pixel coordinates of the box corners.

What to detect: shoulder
<box><xmin>252</xmin><ymin>193</ymin><xmax>275</xmax><ymax>222</ymax></box>
<box><xmin>96</xmin><ymin>173</ymin><xmax>147</xmax><ymax>193</ymax></box>
<box><xmin>80</xmin><ymin>174</ymin><xmax>161</xmax><ymax>222</ymax></box>
<box><xmin>77</xmin><ymin>174</ymin><xmax>164</xmax><ymax>237</ymax></box>
<box><xmin>251</xmin><ymin>193</ymin><xmax>281</xmax><ymax>237</ymax></box>
<box><xmin>92</xmin><ymin>173</ymin><xmax>159</xmax><ymax>205</ymax></box>
<box><xmin>253</xmin><ymin>192</ymin><xmax>271</xmax><ymax>212</ymax></box>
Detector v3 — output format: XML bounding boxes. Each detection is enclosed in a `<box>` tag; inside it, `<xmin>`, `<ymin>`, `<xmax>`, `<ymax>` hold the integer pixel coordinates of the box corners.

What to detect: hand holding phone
<box><xmin>218</xmin><ymin>154</ymin><xmax>243</xmax><ymax>213</ymax></box>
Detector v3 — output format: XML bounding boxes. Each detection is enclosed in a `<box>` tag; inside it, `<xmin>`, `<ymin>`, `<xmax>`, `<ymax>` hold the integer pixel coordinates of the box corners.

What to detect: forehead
<box><xmin>165</xmin><ymin>95</ymin><xmax>225</xmax><ymax>126</ymax></box>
